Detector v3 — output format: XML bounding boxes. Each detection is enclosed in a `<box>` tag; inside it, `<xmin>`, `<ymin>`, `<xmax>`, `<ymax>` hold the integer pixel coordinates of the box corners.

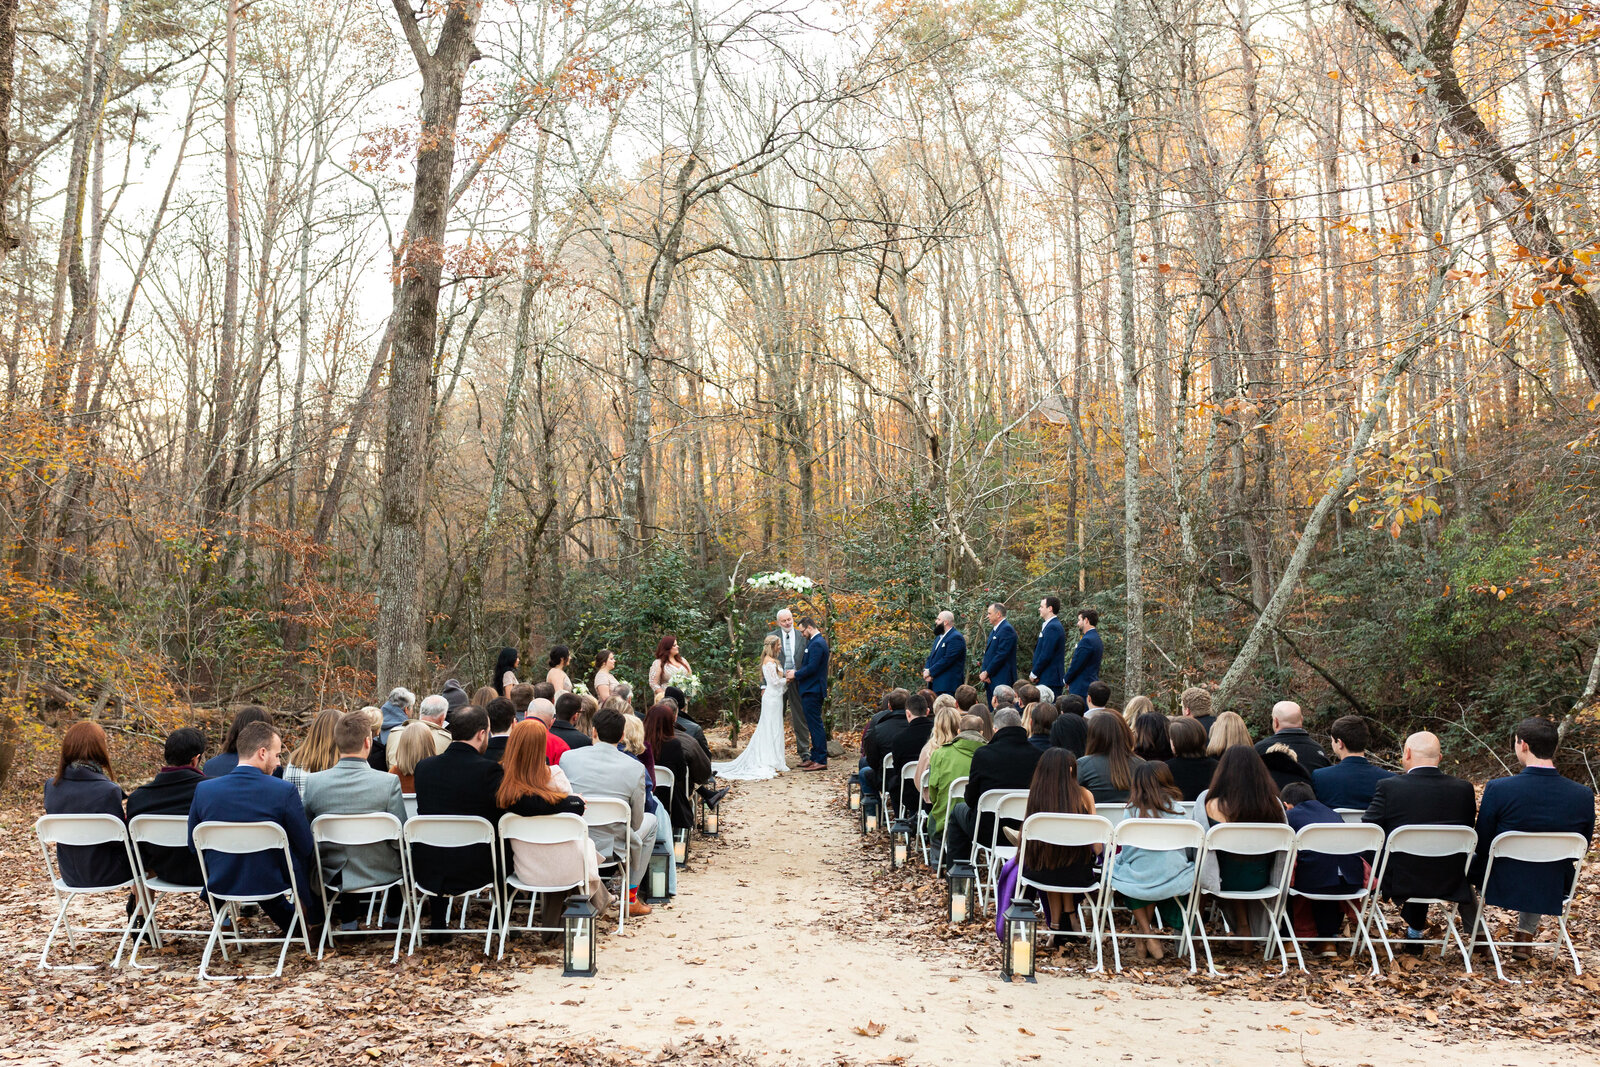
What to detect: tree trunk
<box><xmin>1113</xmin><ymin>0</ymin><xmax>1143</xmax><ymax>694</ymax></box>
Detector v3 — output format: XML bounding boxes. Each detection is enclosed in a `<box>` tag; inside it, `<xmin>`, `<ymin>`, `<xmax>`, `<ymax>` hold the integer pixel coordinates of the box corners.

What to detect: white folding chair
<box><xmin>1335</xmin><ymin>808</ymin><xmax>1365</xmax><ymax>824</ymax></box>
<box><xmin>34</xmin><ymin>814</ymin><xmax>146</xmax><ymax>970</ymax></box>
<box><xmin>191</xmin><ymin>821</ymin><xmax>313</xmax><ymax>980</ymax></box>
<box><xmin>402</xmin><ymin>794</ymin><xmax>418</xmax><ymax>820</ymax></box>
<box><xmin>935</xmin><ymin>775</ymin><xmax>968</xmax><ymax>871</ymax></box>
<box><xmin>127</xmin><ymin>814</ymin><xmax>213</xmax><ymax>969</ymax></box>
<box><xmin>914</xmin><ymin>768</ymin><xmax>932</xmax><ymax>862</ymax></box>
<box><xmin>1193</xmin><ymin>822</ymin><xmax>1296</xmax><ymax>976</ymax></box>
<box><xmin>898</xmin><ymin>763</ymin><xmax>921</xmax><ymax>849</ymax></box>
<box><xmin>1012</xmin><ymin>813</ymin><xmax>1115</xmax><ymax>972</ymax></box>
<box><xmin>402</xmin><ymin>815</ymin><xmax>501</xmax><ymax>956</ymax></box>
<box><xmin>1095</xmin><ymin>804</ymin><xmax>1129</xmax><ymax>827</ymax></box>
<box><xmin>1470</xmin><ymin>831</ymin><xmax>1588</xmax><ymax>981</ymax></box>
<box><xmin>1282</xmin><ymin>822</ymin><xmax>1385</xmax><ymax>975</ymax></box>
<box><xmin>580</xmin><ymin>797</ymin><xmax>633</xmax><ymax>933</ymax></box>
<box><xmin>984</xmin><ymin>793</ymin><xmax>1032</xmax><ymax>911</ymax></box>
<box><xmin>653</xmin><ymin>767</ymin><xmax>677</xmax><ymax>826</ymax></box>
<box><xmin>1104</xmin><ymin>817</ymin><xmax>1205</xmax><ymax>973</ymax></box>
<box><xmin>968</xmin><ymin>788</ymin><xmax>1026</xmax><ymax>901</ymax></box>
<box><xmin>878</xmin><ymin>754</ymin><xmax>895</xmax><ymax>818</ymax></box>
<box><xmin>497</xmin><ymin>813</ymin><xmax>589</xmax><ymax>959</ymax></box>
<box><xmin>1366</xmin><ymin>824</ymin><xmax>1478</xmax><ymax>971</ymax></box>
<box><xmin>311</xmin><ymin>813</ymin><xmax>409</xmax><ymax>962</ymax></box>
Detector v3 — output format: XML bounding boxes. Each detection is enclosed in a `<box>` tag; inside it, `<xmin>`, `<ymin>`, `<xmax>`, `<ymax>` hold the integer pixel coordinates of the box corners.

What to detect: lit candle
<box><xmin>1012</xmin><ymin>931</ymin><xmax>1033</xmax><ymax>976</ymax></box>
<box><xmin>951</xmin><ymin>888</ymin><xmax>969</xmax><ymax>923</ymax></box>
<box><xmin>571</xmin><ymin>920</ymin><xmax>591</xmax><ymax>972</ymax></box>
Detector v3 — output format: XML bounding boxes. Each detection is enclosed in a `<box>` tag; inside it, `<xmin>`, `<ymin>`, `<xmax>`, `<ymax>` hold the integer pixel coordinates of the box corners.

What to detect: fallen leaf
<box><xmin>853</xmin><ymin>1021</ymin><xmax>887</xmax><ymax>1037</ymax></box>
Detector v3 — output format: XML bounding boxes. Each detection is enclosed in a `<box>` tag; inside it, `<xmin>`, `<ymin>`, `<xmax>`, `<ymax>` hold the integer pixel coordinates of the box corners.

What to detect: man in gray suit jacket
<box><xmin>302</xmin><ymin>713</ymin><xmax>408</xmax><ymax>928</ymax></box>
<box><xmin>771</xmin><ymin>608</ymin><xmax>810</xmax><ymax>761</ymax></box>
<box><xmin>558</xmin><ymin>706</ymin><xmax>657</xmax><ymax>917</ymax></box>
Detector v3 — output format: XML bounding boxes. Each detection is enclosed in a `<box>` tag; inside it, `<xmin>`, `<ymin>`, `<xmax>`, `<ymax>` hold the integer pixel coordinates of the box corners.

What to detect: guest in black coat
<box><xmin>412</xmin><ymin>707</ymin><xmax>505</xmax><ymax>931</ymax></box>
<box><xmin>484</xmin><ymin>697</ymin><xmax>516</xmax><ymax>763</ymax></box>
<box><xmin>1164</xmin><ymin>717</ymin><xmax>1218</xmax><ymax>802</ymax></box>
<box><xmin>1283</xmin><ymin>782</ymin><xmax>1365</xmax><ymax>948</ymax></box>
<box><xmin>1362</xmin><ymin>731</ymin><xmax>1477</xmax><ymax>937</ymax></box>
<box><xmin>43</xmin><ymin>722</ymin><xmax>131</xmax><ymax>889</ymax></box>
<box><xmin>550</xmin><ymin>693</ymin><xmax>593</xmax><ymax>750</ymax></box>
<box><xmin>645</xmin><ymin>703</ymin><xmax>695</xmax><ymax>830</ymax></box>
<box><xmin>1261</xmin><ymin>744</ymin><xmax>1313</xmax><ymax>792</ymax></box>
<box><xmin>663</xmin><ymin>686</ymin><xmax>727</xmax><ymax>810</ymax></box>
<box><xmin>1025</xmin><ymin>701</ymin><xmax>1059</xmax><ymax>755</ymax></box>
<box><xmin>888</xmin><ymin>694</ymin><xmax>937</xmax><ymax>816</ymax></box>
<box><xmin>1048</xmin><ymin>695</ymin><xmax>1088</xmax><ymax>757</ymax></box>
<box><xmin>944</xmin><ymin>709</ymin><xmax>1041</xmax><ymax>863</ymax></box>
<box><xmin>860</xmin><ymin>691</ymin><xmax>912</xmax><ymax>801</ymax></box>
<box><xmin>126</xmin><ymin>727</ymin><xmax>209</xmax><ymax>887</ymax></box>
<box><xmin>1253</xmin><ymin>701</ymin><xmax>1330</xmax><ymax>771</ymax></box>
<box><xmin>1312</xmin><ymin>715</ymin><xmax>1393</xmax><ymax>810</ymax></box>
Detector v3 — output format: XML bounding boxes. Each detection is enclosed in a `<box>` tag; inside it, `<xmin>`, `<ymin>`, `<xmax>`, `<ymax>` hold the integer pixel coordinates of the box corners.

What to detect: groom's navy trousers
<box><xmin>802</xmin><ymin>693</ymin><xmax>827</xmax><ymax>766</ymax></box>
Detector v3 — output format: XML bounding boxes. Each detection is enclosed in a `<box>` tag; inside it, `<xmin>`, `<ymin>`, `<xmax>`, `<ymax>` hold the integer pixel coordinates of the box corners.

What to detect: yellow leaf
<box><xmin>1348</xmin><ymin>499</ymin><xmax>1359</xmax><ymax>514</ymax></box>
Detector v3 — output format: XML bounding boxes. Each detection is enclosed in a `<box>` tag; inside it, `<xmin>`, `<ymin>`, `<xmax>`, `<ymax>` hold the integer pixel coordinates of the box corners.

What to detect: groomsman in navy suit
<box><xmin>1029</xmin><ymin>595</ymin><xmax>1068</xmax><ymax>692</ymax></box>
<box><xmin>977</xmin><ymin>602</ymin><xmax>1017</xmax><ymax>703</ymax></box>
<box><xmin>922</xmin><ymin>610</ymin><xmax>967</xmax><ymax>695</ymax></box>
<box><xmin>1063</xmin><ymin>607</ymin><xmax>1103</xmax><ymax>699</ymax></box>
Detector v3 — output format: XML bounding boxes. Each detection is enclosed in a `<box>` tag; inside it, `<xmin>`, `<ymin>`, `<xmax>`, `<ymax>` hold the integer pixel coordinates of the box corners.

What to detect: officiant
<box><xmin>923</xmin><ymin>610</ymin><xmax>967</xmax><ymax>696</ymax></box>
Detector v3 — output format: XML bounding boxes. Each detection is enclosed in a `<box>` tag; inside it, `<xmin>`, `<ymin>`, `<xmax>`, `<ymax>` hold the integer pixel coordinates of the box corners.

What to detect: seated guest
<box><xmin>988</xmin><ymin>685</ymin><xmax>1017</xmax><ymax>716</ymax></box>
<box><xmin>1254</xmin><ymin>701</ymin><xmax>1329</xmax><ymax>771</ymax></box>
<box><xmin>1281</xmin><ymin>780</ymin><xmax>1364</xmax><ymax>957</ymax></box>
<box><xmin>889</xmin><ymin>692</ymin><xmax>936</xmax><ymax>816</ymax></box>
<box><xmin>670</xmin><ymin>696</ymin><xmax>725</xmax><ymax>810</ymax></box>
<box><xmin>860</xmin><ymin>689</ymin><xmax>907</xmax><ymax>744</ymax></box>
<box><xmin>471</xmin><ymin>686</ymin><xmax>499</xmax><ymax>711</ymax></box>
<box><xmin>1132</xmin><ymin>712</ymin><xmax>1170</xmax><ymax>763</ymax></box>
<box><xmin>354</xmin><ymin>706</ymin><xmax>385</xmax><ymax>773</ymax></box>
<box><xmin>1122</xmin><ymin>694</ymin><xmax>1155</xmax><ymax>732</ymax></box>
<box><xmin>484</xmin><ymin>698</ymin><xmax>516</xmax><ymax>762</ymax></box>
<box><xmin>508</xmin><ymin>683</ymin><xmax>536</xmax><ymax>722</ymax></box>
<box><xmin>1085</xmin><ymin>680</ymin><xmax>1112</xmax><ymax>717</ymax></box>
<box><xmin>1164</xmin><ymin>717</ymin><xmax>1217</xmax><ymax>801</ymax></box>
<box><xmin>860</xmin><ymin>689</ymin><xmax>912</xmax><ymax>803</ymax></box>
<box><xmin>204</xmin><ymin>706</ymin><xmax>279</xmax><ymax>778</ymax></box>
<box><xmin>927</xmin><ymin>714</ymin><xmax>984</xmax><ymax>837</ymax></box>
<box><xmin>1199</xmin><ymin>745</ymin><xmax>1286</xmax><ymax>935</ymax></box>
<box><xmin>497</xmin><ymin>719</ymin><xmax>612</xmax><ymax>914</ymax></box>
<box><xmin>954</xmin><ymin>684</ymin><xmax>979</xmax><ymax>712</ymax></box>
<box><xmin>575</xmin><ymin>693</ymin><xmax>599</xmax><ymax>737</ymax></box>
<box><xmin>645</xmin><ymin>702</ymin><xmax>694</xmax><ymax>831</ymax></box>
<box><xmin>1025</xmin><ymin>701</ymin><xmax>1060</xmax><ymax>754</ymax></box>
<box><xmin>440</xmin><ymin>678</ymin><xmax>470</xmax><ymax>711</ymax></box>
<box><xmin>301</xmin><ymin>712</ymin><xmax>407</xmax><ymax>929</ymax></box>
<box><xmin>1015</xmin><ymin>682</ymin><xmax>1040</xmax><ymax>708</ymax></box>
<box><xmin>1261</xmin><ymin>743</ymin><xmax>1312</xmax><ymax>792</ymax></box>
<box><xmin>386</xmin><ymin>695</ymin><xmax>452</xmax><ymax>770</ymax></box>
<box><xmin>663</xmin><ymin>686</ymin><xmax>709</xmax><ymax>756</ymax></box>
<box><xmin>389</xmin><ymin>721</ymin><xmax>435</xmax><ymax>793</ymax></box>
<box><xmin>1472</xmin><ymin>717</ymin><xmax>1595</xmax><ymax>958</ymax></box>
<box><xmin>377</xmin><ymin>688</ymin><xmax>417</xmax><ymax>756</ymax></box>
<box><xmin>127</xmin><ymin>727</ymin><xmax>209</xmax><ymax>887</ymax></box>
<box><xmin>969</xmin><ymin>702</ymin><xmax>994</xmax><ymax>740</ymax></box>
<box><xmin>1205</xmin><ymin>710</ymin><xmax>1252</xmax><ymax>758</ymax></box>
<box><xmin>551</xmin><ymin>692</ymin><xmax>593</xmax><ymax>750</ymax></box>
<box><xmin>1362</xmin><ymin>730</ymin><xmax>1477</xmax><ymax>946</ymax></box>
<box><xmin>1110</xmin><ymin>763</ymin><xmax>1196</xmax><ymax>959</ymax></box>
<box><xmin>524</xmin><ymin>698</ymin><xmax>570</xmax><ymax>764</ymax></box>
<box><xmin>1049</xmin><ymin>694</ymin><xmax>1088</xmax><ymax>755</ymax></box>
<box><xmin>412</xmin><ymin>706</ymin><xmax>504</xmax><ymax>935</ymax></box>
<box><xmin>1312</xmin><ymin>715</ymin><xmax>1392</xmax><ymax>809</ymax></box>
<box><xmin>560</xmin><ymin>706</ymin><xmax>657</xmax><ymax>917</ymax></box>
<box><xmin>530</xmin><ymin>680</ymin><xmax>556</xmax><ymax>704</ymax></box>
<box><xmin>188</xmin><ymin>721</ymin><xmax>323</xmax><ymax>932</ymax></box>
<box><xmin>282</xmin><ymin>709</ymin><xmax>342</xmax><ymax>796</ymax></box>
<box><xmin>1077</xmin><ymin>712</ymin><xmax>1144</xmax><ymax>804</ymax></box>
<box><xmin>943</xmin><ymin>708</ymin><xmax>1040</xmax><ymax>865</ymax></box>
<box><xmin>1180</xmin><ymin>686</ymin><xmax>1216</xmax><ymax>735</ymax></box>
<box><xmin>1035</xmin><ymin>685</ymin><xmax>1055</xmax><ymax>706</ymax></box>
<box><xmin>917</xmin><ymin>707</ymin><xmax>962</xmax><ymax>806</ymax></box>
<box><xmin>44</xmin><ymin>721</ymin><xmax>131</xmax><ymax>889</ymax></box>
<box><xmin>1022</xmin><ymin>749</ymin><xmax>1099</xmax><ymax>931</ymax></box>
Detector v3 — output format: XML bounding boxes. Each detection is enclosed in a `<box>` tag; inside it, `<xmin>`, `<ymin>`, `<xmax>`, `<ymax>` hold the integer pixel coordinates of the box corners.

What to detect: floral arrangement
<box><xmin>676</xmin><ymin>672</ymin><xmax>704</xmax><ymax>701</ymax></box>
<box><xmin>571</xmin><ymin>681</ymin><xmax>591</xmax><ymax>698</ymax></box>
<box><xmin>745</xmin><ymin>571</ymin><xmax>815</xmax><ymax>593</ymax></box>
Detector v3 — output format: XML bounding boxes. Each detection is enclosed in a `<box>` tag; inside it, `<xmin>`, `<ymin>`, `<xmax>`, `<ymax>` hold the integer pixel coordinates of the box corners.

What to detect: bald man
<box><xmin>1363</xmin><ymin>732</ymin><xmax>1478</xmax><ymax>943</ymax></box>
<box><xmin>1253</xmin><ymin>700</ymin><xmax>1330</xmax><ymax>771</ymax></box>
<box><xmin>526</xmin><ymin>698</ymin><xmax>570</xmax><ymax>764</ymax></box>
<box><xmin>922</xmin><ymin>609</ymin><xmax>967</xmax><ymax>696</ymax></box>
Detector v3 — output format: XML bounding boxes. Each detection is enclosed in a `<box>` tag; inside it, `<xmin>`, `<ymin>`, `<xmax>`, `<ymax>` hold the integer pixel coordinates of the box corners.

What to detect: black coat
<box><xmin>888</xmin><ymin>715</ymin><xmax>935</xmax><ymax>815</ymax></box>
<box><xmin>654</xmin><ymin>738</ymin><xmax>695</xmax><ymax>829</ymax></box>
<box><xmin>550</xmin><ymin>720</ymin><xmax>592</xmax><ymax>750</ymax></box>
<box><xmin>676</xmin><ymin>713</ymin><xmax>710</xmax><ymax>758</ymax></box>
<box><xmin>126</xmin><ymin>766</ymin><xmax>207</xmax><ymax>885</ymax></box>
<box><xmin>963</xmin><ymin>727</ymin><xmax>1042</xmax><ymax>847</ymax></box>
<box><xmin>413</xmin><ymin>742</ymin><xmax>505</xmax><ymax>894</ymax></box>
<box><xmin>863</xmin><ymin>715</ymin><xmax>910</xmax><ymax>773</ymax></box>
<box><xmin>43</xmin><ymin>764</ymin><xmax>130</xmax><ymax>888</ymax></box>
<box><xmin>1255</xmin><ymin>728</ymin><xmax>1330</xmax><ymax>772</ymax></box>
<box><xmin>485</xmin><ymin>735</ymin><xmax>509</xmax><ymax>763</ymax></box>
<box><xmin>1362</xmin><ymin>767</ymin><xmax>1477</xmax><ymax>905</ymax></box>
<box><xmin>676</xmin><ymin>725</ymin><xmax>712</xmax><ymax>786</ymax></box>
<box><xmin>1165</xmin><ymin>755</ymin><xmax>1218</xmax><ymax>802</ymax></box>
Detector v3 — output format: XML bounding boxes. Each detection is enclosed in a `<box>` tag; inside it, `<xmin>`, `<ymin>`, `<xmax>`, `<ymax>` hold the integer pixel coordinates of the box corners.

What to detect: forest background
<box><xmin>3</xmin><ymin>0</ymin><xmax>1600</xmax><ymax>787</ymax></box>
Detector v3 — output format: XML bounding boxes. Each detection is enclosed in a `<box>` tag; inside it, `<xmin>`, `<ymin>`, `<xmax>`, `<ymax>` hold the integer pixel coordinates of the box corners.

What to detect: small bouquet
<box><xmin>676</xmin><ymin>672</ymin><xmax>704</xmax><ymax>701</ymax></box>
<box><xmin>746</xmin><ymin>571</ymin><xmax>816</xmax><ymax>593</ymax></box>
<box><xmin>571</xmin><ymin>681</ymin><xmax>591</xmax><ymax>698</ymax></box>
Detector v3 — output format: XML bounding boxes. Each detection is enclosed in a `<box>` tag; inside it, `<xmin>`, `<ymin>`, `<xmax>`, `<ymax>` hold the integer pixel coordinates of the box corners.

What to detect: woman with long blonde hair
<box><xmin>712</xmin><ymin>634</ymin><xmax>790</xmax><ymax>781</ymax></box>
<box><xmin>282</xmin><ymin>709</ymin><xmax>342</xmax><ymax>795</ymax></box>
<box><xmin>917</xmin><ymin>705</ymin><xmax>962</xmax><ymax>802</ymax></box>
<box><xmin>1205</xmin><ymin>711</ymin><xmax>1252</xmax><ymax>758</ymax></box>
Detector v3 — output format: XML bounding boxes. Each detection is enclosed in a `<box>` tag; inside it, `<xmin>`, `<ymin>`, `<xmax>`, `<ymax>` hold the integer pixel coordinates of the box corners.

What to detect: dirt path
<box><xmin>475</xmin><ymin>762</ymin><xmax>1590</xmax><ymax>1066</ymax></box>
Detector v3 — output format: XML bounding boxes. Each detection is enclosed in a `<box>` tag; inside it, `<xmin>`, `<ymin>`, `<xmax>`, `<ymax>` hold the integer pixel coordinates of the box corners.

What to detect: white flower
<box><xmin>572</xmin><ymin>682</ymin><xmax>591</xmax><ymax>698</ymax></box>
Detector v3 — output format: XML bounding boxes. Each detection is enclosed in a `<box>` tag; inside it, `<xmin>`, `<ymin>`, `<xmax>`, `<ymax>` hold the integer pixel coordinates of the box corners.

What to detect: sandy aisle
<box><xmin>475</xmin><ymin>761</ymin><xmax>1587</xmax><ymax>1066</ymax></box>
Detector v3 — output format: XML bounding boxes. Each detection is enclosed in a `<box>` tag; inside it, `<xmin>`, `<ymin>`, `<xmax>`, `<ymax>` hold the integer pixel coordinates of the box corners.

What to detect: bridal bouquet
<box><xmin>676</xmin><ymin>672</ymin><xmax>704</xmax><ymax>701</ymax></box>
<box><xmin>746</xmin><ymin>570</ymin><xmax>815</xmax><ymax>593</ymax></box>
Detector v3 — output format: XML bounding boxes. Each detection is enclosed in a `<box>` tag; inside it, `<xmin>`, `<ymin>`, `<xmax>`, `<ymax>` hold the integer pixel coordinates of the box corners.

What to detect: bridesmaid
<box><xmin>547</xmin><ymin>645</ymin><xmax>574</xmax><ymax>693</ymax></box>
<box><xmin>593</xmin><ymin>649</ymin><xmax>619</xmax><ymax>704</ymax></box>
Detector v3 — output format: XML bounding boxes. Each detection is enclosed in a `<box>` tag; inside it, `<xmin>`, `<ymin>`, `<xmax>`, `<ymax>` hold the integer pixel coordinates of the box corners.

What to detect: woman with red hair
<box><xmin>643</xmin><ymin>702</ymin><xmax>693</xmax><ymax>832</ymax></box>
<box><xmin>647</xmin><ymin>634</ymin><xmax>691</xmax><ymax>702</ymax></box>
<box><xmin>496</xmin><ymin>720</ymin><xmax>611</xmax><ymax>912</ymax></box>
<box><xmin>43</xmin><ymin>721</ymin><xmax>132</xmax><ymax>888</ymax></box>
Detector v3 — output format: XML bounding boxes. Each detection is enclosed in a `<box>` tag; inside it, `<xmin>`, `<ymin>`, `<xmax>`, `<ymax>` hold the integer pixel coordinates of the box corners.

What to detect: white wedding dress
<box><xmin>712</xmin><ymin>660</ymin><xmax>790</xmax><ymax>781</ymax></box>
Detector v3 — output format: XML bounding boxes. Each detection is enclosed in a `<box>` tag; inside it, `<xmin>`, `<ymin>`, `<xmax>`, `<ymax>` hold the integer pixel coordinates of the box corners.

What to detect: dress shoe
<box><xmin>1512</xmin><ymin>930</ymin><xmax>1535</xmax><ymax>960</ymax></box>
<box><xmin>703</xmin><ymin>786</ymin><xmax>731</xmax><ymax>808</ymax></box>
<box><xmin>628</xmin><ymin>899</ymin><xmax>653</xmax><ymax>918</ymax></box>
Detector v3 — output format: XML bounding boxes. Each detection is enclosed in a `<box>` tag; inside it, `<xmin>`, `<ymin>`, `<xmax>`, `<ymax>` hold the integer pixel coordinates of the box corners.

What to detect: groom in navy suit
<box><xmin>788</xmin><ymin>618</ymin><xmax>831</xmax><ymax>770</ymax></box>
<box><xmin>1029</xmin><ymin>595</ymin><xmax>1068</xmax><ymax>692</ymax></box>
<box><xmin>978</xmin><ymin>602</ymin><xmax>1017</xmax><ymax>703</ymax></box>
<box><xmin>922</xmin><ymin>610</ymin><xmax>967</xmax><ymax>695</ymax></box>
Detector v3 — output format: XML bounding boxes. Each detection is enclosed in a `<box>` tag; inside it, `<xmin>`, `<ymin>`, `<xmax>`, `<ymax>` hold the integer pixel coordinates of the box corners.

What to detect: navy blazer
<box><xmin>1288</xmin><ymin>800</ymin><xmax>1365</xmax><ymax>891</ymax></box>
<box><xmin>1312</xmin><ymin>755</ymin><xmax>1394</xmax><ymax>810</ymax></box>
<box><xmin>924</xmin><ymin>628</ymin><xmax>967</xmax><ymax>695</ymax></box>
<box><xmin>1062</xmin><ymin>625</ymin><xmax>1101</xmax><ymax>697</ymax></box>
<box><xmin>979</xmin><ymin>620</ymin><xmax>1018</xmax><ymax>691</ymax></box>
<box><xmin>187</xmin><ymin>765</ymin><xmax>316</xmax><ymax>904</ymax></box>
<box><xmin>43</xmin><ymin>764</ymin><xmax>131</xmax><ymax>888</ymax></box>
<box><xmin>1473</xmin><ymin>767</ymin><xmax>1595</xmax><ymax>915</ymax></box>
<box><xmin>1031</xmin><ymin>617</ymin><xmax>1068</xmax><ymax>691</ymax></box>
<box><xmin>793</xmin><ymin>633</ymin><xmax>830</xmax><ymax>702</ymax></box>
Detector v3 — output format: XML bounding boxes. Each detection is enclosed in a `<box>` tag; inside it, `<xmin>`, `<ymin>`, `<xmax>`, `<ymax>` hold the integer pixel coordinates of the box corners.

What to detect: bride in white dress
<box><xmin>713</xmin><ymin>635</ymin><xmax>791</xmax><ymax>781</ymax></box>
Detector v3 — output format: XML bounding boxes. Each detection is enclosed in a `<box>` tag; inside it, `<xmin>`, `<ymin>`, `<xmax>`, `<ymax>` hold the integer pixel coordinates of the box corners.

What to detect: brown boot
<box><xmin>1511</xmin><ymin>929</ymin><xmax>1535</xmax><ymax>960</ymax></box>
